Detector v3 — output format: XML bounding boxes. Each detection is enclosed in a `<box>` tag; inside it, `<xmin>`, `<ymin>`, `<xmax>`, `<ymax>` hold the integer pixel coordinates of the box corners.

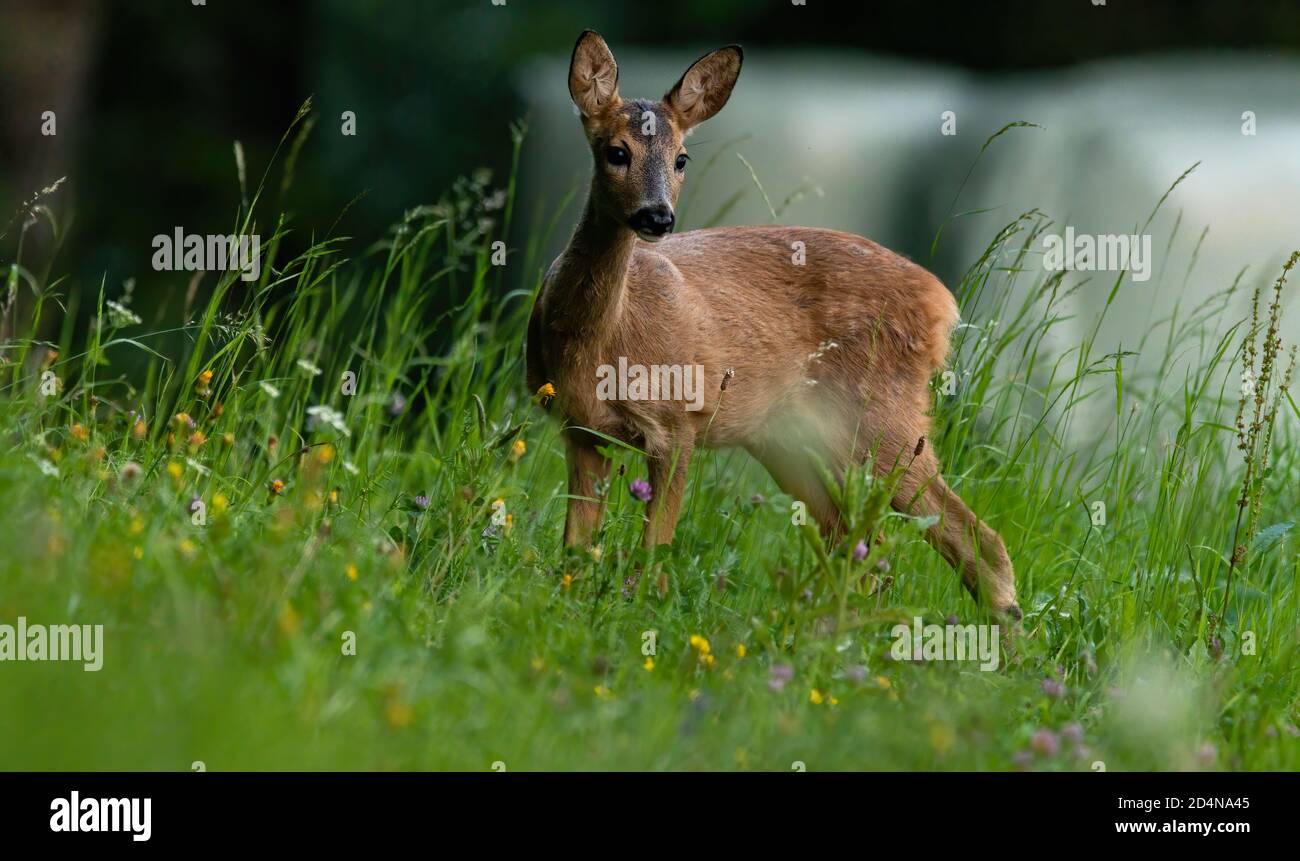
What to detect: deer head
<box><xmin>568</xmin><ymin>30</ymin><xmax>742</xmax><ymax>241</ymax></box>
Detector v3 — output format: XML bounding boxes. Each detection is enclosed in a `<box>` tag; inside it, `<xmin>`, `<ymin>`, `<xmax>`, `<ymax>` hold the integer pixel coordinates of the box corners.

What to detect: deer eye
<box><xmin>675</xmin><ymin>153</ymin><xmax>689</xmax><ymax>171</ymax></box>
<box><xmin>604</xmin><ymin>146</ymin><xmax>629</xmax><ymax>167</ymax></box>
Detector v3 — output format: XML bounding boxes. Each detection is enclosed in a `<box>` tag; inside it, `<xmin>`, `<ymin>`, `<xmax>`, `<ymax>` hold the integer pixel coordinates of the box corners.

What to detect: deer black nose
<box><xmin>629</xmin><ymin>206</ymin><xmax>675</xmax><ymax>236</ymax></box>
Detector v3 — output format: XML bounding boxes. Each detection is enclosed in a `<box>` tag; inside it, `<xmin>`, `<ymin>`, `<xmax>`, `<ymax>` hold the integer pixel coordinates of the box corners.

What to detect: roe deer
<box><xmin>526</xmin><ymin>31</ymin><xmax>1020</xmax><ymax>619</ymax></box>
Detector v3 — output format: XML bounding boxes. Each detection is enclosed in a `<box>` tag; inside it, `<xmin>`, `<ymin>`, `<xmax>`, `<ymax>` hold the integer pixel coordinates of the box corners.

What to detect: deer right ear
<box><xmin>568</xmin><ymin>30</ymin><xmax>620</xmax><ymax>120</ymax></box>
<box><xmin>664</xmin><ymin>45</ymin><xmax>743</xmax><ymax>131</ymax></box>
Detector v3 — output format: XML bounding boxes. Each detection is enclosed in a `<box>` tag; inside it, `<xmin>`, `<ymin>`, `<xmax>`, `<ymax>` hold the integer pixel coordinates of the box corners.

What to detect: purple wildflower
<box><xmin>629</xmin><ymin>478</ymin><xmax>652</xmax><ymax>503</ymax></box>
<box><xmin>1030</xmin><ymin>728</ymin><xmax>1059</xmax><ymax>757</ymax></box>
<box><xmin>1061</xmin><ymin>722</ymin><xmax>1085</xmax><ymax>746</ymax></box>
<box><xmin>414</xmin><ymin>495</ymin><xmax>430</xmax><ymax>510</ymax></box>
<box><xmin>388</xmin><ymin>392</ymin><xmax>407</xmax><ymax>417</ymax></box>
<box><xmin>768</xmin><ymin>663</ymin><xmax>794</xmax><ymax>692</ymax></box>
<box><xmin>1042</xmin><ymin>677</ymin><xmax>1066</xmax><ymax>698</ymax></box>
<box><xmin>852</xmin><ymin>540</ymin><xmax>868</xmax><ymax>561</ymax></box>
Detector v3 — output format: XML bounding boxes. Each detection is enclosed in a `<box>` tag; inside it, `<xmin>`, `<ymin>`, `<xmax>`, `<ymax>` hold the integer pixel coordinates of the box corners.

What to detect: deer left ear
<box><xmin>569</xmin><ymin>30</ymin><xmax>621</xmax><ymax>120</ymax></box>
<box><xmin>664</xmin><ymin>45</ymin><xmax>743</xmax><ymax>131</ymax></box>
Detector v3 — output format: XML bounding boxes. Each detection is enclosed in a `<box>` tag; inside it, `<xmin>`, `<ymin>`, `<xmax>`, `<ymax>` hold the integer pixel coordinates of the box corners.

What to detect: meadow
<box><xmin>1</xmin><ymin>107</ymin><xmax>1296</xmax><ymax>771</ymax></box>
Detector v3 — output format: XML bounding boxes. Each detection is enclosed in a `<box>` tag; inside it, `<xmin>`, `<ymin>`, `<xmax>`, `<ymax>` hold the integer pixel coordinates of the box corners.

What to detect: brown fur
<box><xmin>527</xmin><ymin>32</ymin><xmax>1020</xmax><ymax>618</ymax></box>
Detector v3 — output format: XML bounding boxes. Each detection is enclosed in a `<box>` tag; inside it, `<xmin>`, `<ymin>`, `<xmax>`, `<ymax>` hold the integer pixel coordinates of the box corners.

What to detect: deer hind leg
<box><xmin>889</xmin><ymin>443</ymin><xmax>1020</xmax><ymax>620</ymax></box>
<box><xmin>749</xmin><ymin>442</ymin><xmax>845</xmax><ymax>544</ymax></box>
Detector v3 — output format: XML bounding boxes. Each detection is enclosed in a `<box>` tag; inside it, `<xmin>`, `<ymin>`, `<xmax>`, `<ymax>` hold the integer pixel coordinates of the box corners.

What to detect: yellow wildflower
<box><xmin>384</xmin><ymin>699</ymin><xmax>414</xmax><ymax>729</ymax></box>
<box><xmin>689</xmin><ymin>635</ymin><xmax>711</xmax><ymax>655</ymax></box>
<box><xmin>212</xmin><ymin>493</ymin><xmax>229</xmax><ymax>514</ymax></box>
<box><xmin>70</xmin><ymin>423</ymin><xmax>88</xmax><ymax>442</ymax></box>
<box><xmin>346</xmin><ymin>563</ymin><xmax>359</xmax><ymax>582</ymax></box>
<box><xmin>930</xmin><ymin>724</ymin><xmax>955</xmax><ymax>754</ymax></box>
<box><xmin>810</xmin><ymin>689</ymin><xmax>825</xmax><ymax>705</ymax></box>
<box><xmin>132</xmin><ymin>420</ymin><xmax>147</xmax><ymax>440</ymax></box>
<box><xmin>643</xmin><ymin>657</ymin><xmax>655</xmax><ymax>671</ymax></box>
<box><xmin>277</xmin><ymin>603</ymin><xmax>300</xmax><ymax>636</ymax></box>
<box><xmin>166</xmin><ymin>461</ymin><xmax>183</xmax><ymax>479</ymax></box>
<box><xmin>509</xmin><ymin>438</ymin><xmax>526</xmax><ymax>463</ymax></box>
<box><xmin>735</xmin><ymin>643</ymin><xmax>747</xmax><ymax>658</ymax></box>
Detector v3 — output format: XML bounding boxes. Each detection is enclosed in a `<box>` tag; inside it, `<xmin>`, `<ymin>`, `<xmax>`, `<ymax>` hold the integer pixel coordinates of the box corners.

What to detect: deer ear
<box><xmin>569</xmin><ymin>30</ymin><xmax>621</xmax><ymax>120</ymax></box>
<box><xmin>664</xmin><ymin>45</ymin><xmax>743</xmax><ymax>130</ymax></box>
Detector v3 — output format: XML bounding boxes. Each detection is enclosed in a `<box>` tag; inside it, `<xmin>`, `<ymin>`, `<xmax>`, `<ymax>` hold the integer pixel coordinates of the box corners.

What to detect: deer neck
<box><xmin>552</xmin><ymin>191</ymin><xmax>636</xmax><ymax>337</ymax></box>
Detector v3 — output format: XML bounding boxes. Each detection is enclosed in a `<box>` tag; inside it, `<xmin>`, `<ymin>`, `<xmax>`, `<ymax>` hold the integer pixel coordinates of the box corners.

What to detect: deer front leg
<box><xmin>643</xmin><ymin>441</ymin><xmax>693</xmax><ymax>547</ymax></box>
<box><xmin>563</xmin><ymin>432</ymin><xmax>611</xmax><ymax>548</ymax></box>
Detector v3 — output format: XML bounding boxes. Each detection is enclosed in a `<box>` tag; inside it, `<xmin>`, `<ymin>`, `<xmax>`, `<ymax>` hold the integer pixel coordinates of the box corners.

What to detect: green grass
<box><xmin>1</xmin><ymin>110</ymin><xmax>1297</xmax><ymax>771</ymax></box>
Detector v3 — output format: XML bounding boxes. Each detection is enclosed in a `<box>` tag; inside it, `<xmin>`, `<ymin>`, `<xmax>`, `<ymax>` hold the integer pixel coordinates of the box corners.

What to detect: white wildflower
<box><xmin>306</xmin><ymin>405</ymin><xmax>351</xmax><ymax>438</ymax></box>
<box><xmin>105</xmin><ymin>300</ymin><xmax>142</xmax><ymax>327</ymax></box>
